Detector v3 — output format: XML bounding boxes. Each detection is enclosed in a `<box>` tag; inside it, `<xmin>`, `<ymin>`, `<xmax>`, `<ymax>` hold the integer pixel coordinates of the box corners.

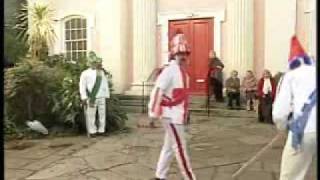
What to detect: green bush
<box><xmin>5</xmin><ymin>59</ymin><xmax>61</xmax><ymax>127</ymax></box>
<box><xmin>4</xmin><ymin>28</ymin><xmax>28</xmax><ymax>64</ymax></box>
<box><xmin>4</xmin><ymin>54</ymin><xmax>128</xmax><ymax>136</ymax></box>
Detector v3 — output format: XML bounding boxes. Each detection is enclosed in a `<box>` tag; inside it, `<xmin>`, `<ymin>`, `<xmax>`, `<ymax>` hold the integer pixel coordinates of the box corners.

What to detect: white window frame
<box><xmin>62</xmin><ymin>15</ymin><xmax>88</xmax><ymax>61</ymax></box>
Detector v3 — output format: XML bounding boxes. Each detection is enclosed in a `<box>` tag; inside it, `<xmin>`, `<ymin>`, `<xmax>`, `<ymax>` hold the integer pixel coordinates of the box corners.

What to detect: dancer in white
<box><xmin>79</xmin><ymin>52</ymin><xmax>110</xmax><ymax>137</ymax></box>
<box><xmin>273</xmin><ymin>36</ymin><xmax>316</xmax><ymax>180</ymax></box>
<box><xmin>148</xmin><ymin>32</ymin><xmax>196</xmax><ymax>180</ymax></box>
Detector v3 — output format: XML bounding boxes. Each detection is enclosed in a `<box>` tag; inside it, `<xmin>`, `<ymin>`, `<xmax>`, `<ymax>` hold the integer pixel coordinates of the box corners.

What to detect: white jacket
<box><xmin>79</xmin><ymin>68</ymin><xmax>110</xmax><ymax>100</ymax></box>
<box><xmin>272</xmin><ymin>65</ymin><xmax>316</xmax><ymax>133</ymax></box>
<box><xmin>148</xmin><ymin>60</ymin><xmax>190</xmax><ymax>124</ymax></box>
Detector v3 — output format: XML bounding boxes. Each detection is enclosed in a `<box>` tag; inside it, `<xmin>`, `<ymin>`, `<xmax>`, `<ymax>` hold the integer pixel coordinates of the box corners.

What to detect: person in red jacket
<box><xmin>257</xmin><ymin>70</ymin><xmax>276</xmax><ymax>124</ymax></box>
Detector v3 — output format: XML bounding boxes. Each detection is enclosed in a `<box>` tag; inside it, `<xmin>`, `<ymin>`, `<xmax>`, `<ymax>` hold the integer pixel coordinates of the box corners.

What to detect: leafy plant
<box><xmin>15</xmin><ymin>2</ymin><xmax>56</xmax><ymax>60</ymax></box>
<box><xmin>4</xmin><ymin>27</ymin><xmax>28</xmax><ymax>64</ymax></box>
<box><xmin>4</xmin><ymin>58</ymin><xmax>61</xmax><ymax>128</ymax></box>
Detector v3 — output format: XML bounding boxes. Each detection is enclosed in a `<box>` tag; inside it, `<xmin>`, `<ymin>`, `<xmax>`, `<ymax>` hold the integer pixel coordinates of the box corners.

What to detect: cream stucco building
<box><xmin>28</xmin><ymin>0</ymin><xmax>316</xmax><ymax>95</ymax></box>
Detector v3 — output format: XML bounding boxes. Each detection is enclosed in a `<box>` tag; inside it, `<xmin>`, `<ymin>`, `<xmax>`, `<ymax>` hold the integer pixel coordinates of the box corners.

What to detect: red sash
<box><xmin>160</xmin><ymin>67</ymin><xmax>189</xmax><ymax>123</ymax></box>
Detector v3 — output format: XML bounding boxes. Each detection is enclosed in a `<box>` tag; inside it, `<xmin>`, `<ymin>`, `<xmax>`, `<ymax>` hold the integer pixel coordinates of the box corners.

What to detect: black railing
<box><xmin>206</xmin><ymin>70</ymin><xmax>213</xmax><ymax>117</ymax></box>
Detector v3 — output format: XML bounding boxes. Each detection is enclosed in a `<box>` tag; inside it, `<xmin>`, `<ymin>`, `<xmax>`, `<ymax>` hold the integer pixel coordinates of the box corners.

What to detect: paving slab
<box><xmin>5</xmin><ymin>169</ymin><xmax>34</xmax><ymax>180</ymax></box>
<box><xmin>26</xmin><ymin>157</ymin><xmax>88</xmax><ymax>179</ymax></box>
<box><xmin>5</xmin><ymin>110</ymin><xmax>317</xmax><ymax>180</ymax></box>
<box><xmin>237</xmin><ymin>170</ymin><xmax>274</xmax><ymax>180</ymax></box>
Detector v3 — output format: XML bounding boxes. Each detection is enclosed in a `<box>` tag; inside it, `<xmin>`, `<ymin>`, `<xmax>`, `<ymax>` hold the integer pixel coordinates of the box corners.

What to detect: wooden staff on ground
<box><xmin>232</xmin><ymin>133</ymin><xmax>284</xmax><ymax>178</ymax></box>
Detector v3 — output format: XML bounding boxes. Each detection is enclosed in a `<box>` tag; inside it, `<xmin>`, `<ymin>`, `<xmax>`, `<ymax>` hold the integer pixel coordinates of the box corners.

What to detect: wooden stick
<box><xmin>232</xmin><ymin>133</ymin><xmax>283</xmax><ymax>178</ymax></box>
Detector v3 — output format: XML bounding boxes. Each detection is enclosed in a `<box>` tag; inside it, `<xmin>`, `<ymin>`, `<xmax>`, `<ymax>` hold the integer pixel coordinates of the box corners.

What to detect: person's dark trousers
<box><xmin>213</xmin><ymin>78</ymin><xmax>224</xmax><ymax>102</ymax></box>
<box><xmin>258</xmin><ymin>94</ymin><xmax>273</xmax><ymax>124</ymax></box>
<box><xmin>215</xmin><ymin>79</ymin><xmax>224</xmax><ymax>102</ymax></box>
<box><xmin>227</xmin><ymin>92</ymin><xmax>240</xmax><ymax>108</ymax></box>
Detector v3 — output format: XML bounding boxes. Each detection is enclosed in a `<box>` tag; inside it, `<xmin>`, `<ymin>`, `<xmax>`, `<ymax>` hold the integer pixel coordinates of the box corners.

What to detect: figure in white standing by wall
<box><xmin>79</xmin><ymin>52</ymin><xmax>110</xmax><ymax>137</ymax></box>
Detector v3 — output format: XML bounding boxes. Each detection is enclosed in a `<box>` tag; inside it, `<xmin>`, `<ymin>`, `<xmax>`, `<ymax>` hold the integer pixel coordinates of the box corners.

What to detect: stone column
<box><xmin>306</xmin><ymin>0</ymin><xmax>316</xmax><ymax>58</ymax></box>
<box><xmin>226</xmin><ymin>0</ymin><xmax>254</xmax><ymax>78</ymax></box>
<box><xmin>126</xmin><ymin>0</ymin><xmax>157</xmax><ymax>95</ymax></box>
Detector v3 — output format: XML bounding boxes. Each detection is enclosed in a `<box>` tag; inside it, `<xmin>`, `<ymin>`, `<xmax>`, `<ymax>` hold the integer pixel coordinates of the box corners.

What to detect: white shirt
<box><xmin>263</xmin><ymin>78</ymin><xmax>272</xmax><ymax>94</ymax></box>
<box><xmin>79</xmin><ymin>68</ymin><xmax>110</xmax><ymax>100</ymax></box>
<box><xmin>272</xmin><ymin>65</ymin><xmax>316</xmax><ymax>133</ymax></box>
<box><xmin>148</xmin><ymin>60</ymin><xmax>190</xmax><ymax>124</ymax></box>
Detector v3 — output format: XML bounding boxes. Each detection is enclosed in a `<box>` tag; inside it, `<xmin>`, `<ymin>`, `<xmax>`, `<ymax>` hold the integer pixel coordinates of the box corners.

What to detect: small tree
<box><xmin>15</xmin><ymin>2</ymin><xmax>56</xmax><ymax>60</ymax></box>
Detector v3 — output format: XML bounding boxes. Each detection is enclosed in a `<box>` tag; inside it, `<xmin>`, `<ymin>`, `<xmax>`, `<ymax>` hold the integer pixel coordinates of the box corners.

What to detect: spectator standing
<box><xmin>257</xmin><ymin>70</ymin><xmax>276</xmax><ymax>123</ymax></box>
<box><xmin>208</xmin><ymin>51</ymin><xmax>225</xmax><ymax>102</ymax></box>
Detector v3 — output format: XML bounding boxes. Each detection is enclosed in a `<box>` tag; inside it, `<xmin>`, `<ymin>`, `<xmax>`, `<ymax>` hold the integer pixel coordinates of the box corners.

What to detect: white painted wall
<box><xmin>264</xmin><ymin>0</ymin><xmax>297</xmax><ymax>74</ymax></box>
<box><xmin>158</xmin><ymin>0</ymin><xmax>226</xmax><ymax>12</ymax></box>
<box><xmin>95</xmin><ymin>0</ymin><xmax>130</xmax><ymax>93</ymax></box>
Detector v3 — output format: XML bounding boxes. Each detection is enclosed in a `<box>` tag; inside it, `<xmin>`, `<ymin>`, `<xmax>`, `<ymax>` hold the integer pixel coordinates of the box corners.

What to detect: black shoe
<box><xmin>153</xmin><ymin>178</ymin><xmax>165</xmax><ymax>180</ymax></box>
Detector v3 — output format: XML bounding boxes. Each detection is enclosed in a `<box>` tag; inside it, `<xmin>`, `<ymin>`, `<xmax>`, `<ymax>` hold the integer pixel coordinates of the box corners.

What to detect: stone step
<box><xmin>115</xmin><ymin>94</ymin><xmax>148</xmax><ymax>100</ymax></box>
<box><xmin>120</xmin><ymin>105</ymin><xmax>145</xmax><ymax>113</ymax></box>
<box><xmin>119</xmin><ymin>99</ymin><xmax>145</xmax><ymax>106</ymax></box>
<box><xmin>120</xmin><ymin>104</ymin><xmax>257</xmax><ymax>119</ymax></box>
<box><xmin>189</xmin><ymin>108</ymin><xmax>257</xmax><ymax>118</ymax></box>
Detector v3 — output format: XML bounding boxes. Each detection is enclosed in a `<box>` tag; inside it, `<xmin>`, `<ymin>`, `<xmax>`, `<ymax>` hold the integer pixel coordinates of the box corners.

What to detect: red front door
<box><xmin>169</xmin><ymin>18</ymin><xmax>213</xmax><ymax>95</ymax></box>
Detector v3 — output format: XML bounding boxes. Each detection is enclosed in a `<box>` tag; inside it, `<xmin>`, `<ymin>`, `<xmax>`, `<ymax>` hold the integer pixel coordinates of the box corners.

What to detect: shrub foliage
<box><xmin>4</xmin><ymin>55</ymin><xmax>128</xmax><ymax>136</ymax></box>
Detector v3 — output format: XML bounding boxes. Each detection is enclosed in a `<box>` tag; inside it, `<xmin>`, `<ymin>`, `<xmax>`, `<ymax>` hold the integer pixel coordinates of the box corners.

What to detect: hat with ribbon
<box><xmin>169</xmin><ymin>33</ymin><xmax>191</xmax><ymax>56</ymax></box>
<box><xmin>87</xmin><ymin>51</ymin><xmax>102</xmax><ymax>66</ymax></box>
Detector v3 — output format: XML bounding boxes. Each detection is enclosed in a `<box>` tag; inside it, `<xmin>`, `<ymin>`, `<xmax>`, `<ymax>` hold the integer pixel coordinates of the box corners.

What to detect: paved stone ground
<box><xmin>5</xmin><ymin>109</ymin><xmax>316</xmax><ymax>180</ymax></box>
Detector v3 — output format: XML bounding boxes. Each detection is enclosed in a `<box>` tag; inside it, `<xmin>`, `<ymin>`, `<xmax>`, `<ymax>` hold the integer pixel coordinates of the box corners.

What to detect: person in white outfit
<box><xmin>79</xmin><ymin>51</ymin><xmax>110</xmax><ymax>137</ymax></box>
<box><xmin>272</xmin><ymin>36</ymin><xmax>316</xmax><ymax>180</ymax></box>
<box><xmin>148</xmin><ymin>31</ymin><xmax>196</xmax><ymax>180</ymax></box>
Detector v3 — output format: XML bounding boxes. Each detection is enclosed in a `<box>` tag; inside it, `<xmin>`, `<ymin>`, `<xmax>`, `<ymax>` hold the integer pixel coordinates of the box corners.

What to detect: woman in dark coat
<box><xmin>257</xmin><ymin>70</ymin><xmax>276</xmax><ymax>124</ymax></box>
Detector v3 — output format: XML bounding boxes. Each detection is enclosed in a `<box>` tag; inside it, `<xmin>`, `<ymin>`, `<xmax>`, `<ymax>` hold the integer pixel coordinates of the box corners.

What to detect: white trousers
<box><xmin>280</xmin><ymin>132</ymin><xmax>317</xmax><ymax>180</ymax></box>
<box><xmin>85</xmin><ymin>98</ymin><xmax>106</xmax><ymax>134</ymax></box>
<box><xmin>156</xmin><ymin>118</ymin><xmax>196</xmax><ymax>180</ymax></box>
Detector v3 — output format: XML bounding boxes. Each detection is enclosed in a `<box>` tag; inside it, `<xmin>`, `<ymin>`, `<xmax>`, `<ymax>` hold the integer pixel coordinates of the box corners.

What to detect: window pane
<box><xmin>71</xmin><ymin>30</ymin><xmax>77</xmax><ymax>39</ymax></box>
<box><xmin>78</xmin><ymin>41</ymin><xmax>83</xmax><ymax>50</ymax></box>
<box><xmin>66</xmin><ymin>42</ymin><xmax>71</xmax><ymax>51</ymax></box>
<box><xmin>66</xmin><ymin>52</ymin><xmax>71</xmax><ymax>60</ymax></box>
<box><xmin>76</xmin><ymin>30</ymin><xmax>82</xmax><ymax>39</ymax></box>
<box><xmin>71</xmin><ymin>19</ymin><xmax>76</xmax><ymax>28</ymax></box>
<box><xmin>76</xmin><ymin>18</ymin><xmax>81</xmax><ymax>28</ymax></box>
<box><xmin>84</xmin><ymin>41</ymin><xmax>87</xmax><ymax>50</ymax></box>
<box><xmin>65</xmin><ymin>20</ymin><xmax>71</xmax><ymax>29</ymax></box>
<box><xmin>72</xmin><ymin>42</ymin><xmax>77</xmax><ymax>50</ymax></box>
<box><xmin>82</xmin><ymin>30</ymin><xmax>86</xmax><ymax>39</ymax></box>
<box><xmin>72</xmin><ymin>52</ymin><xmax>77</xmax><ymax>60</ymax></box>
<box><xmin>82</xmin><ymin>19</ymin><xmax>86</xmax><ymax>28</ymax></box>
<box><xmin>65</xmin><ymin>30</ymin><xmax>70</xmax><ymax>40</ymax></box>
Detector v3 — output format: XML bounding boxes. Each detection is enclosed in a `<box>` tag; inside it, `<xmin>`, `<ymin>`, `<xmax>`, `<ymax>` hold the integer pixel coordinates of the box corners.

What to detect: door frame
<box><xmin>157</xmin><ymin>10</ymin><xmax>225</xmax><ymax>66</ymax></box>
<box><xmin>169</xmin><ymin>18</ymin><xmax>213</xmax><ymax>95</ymax></box>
